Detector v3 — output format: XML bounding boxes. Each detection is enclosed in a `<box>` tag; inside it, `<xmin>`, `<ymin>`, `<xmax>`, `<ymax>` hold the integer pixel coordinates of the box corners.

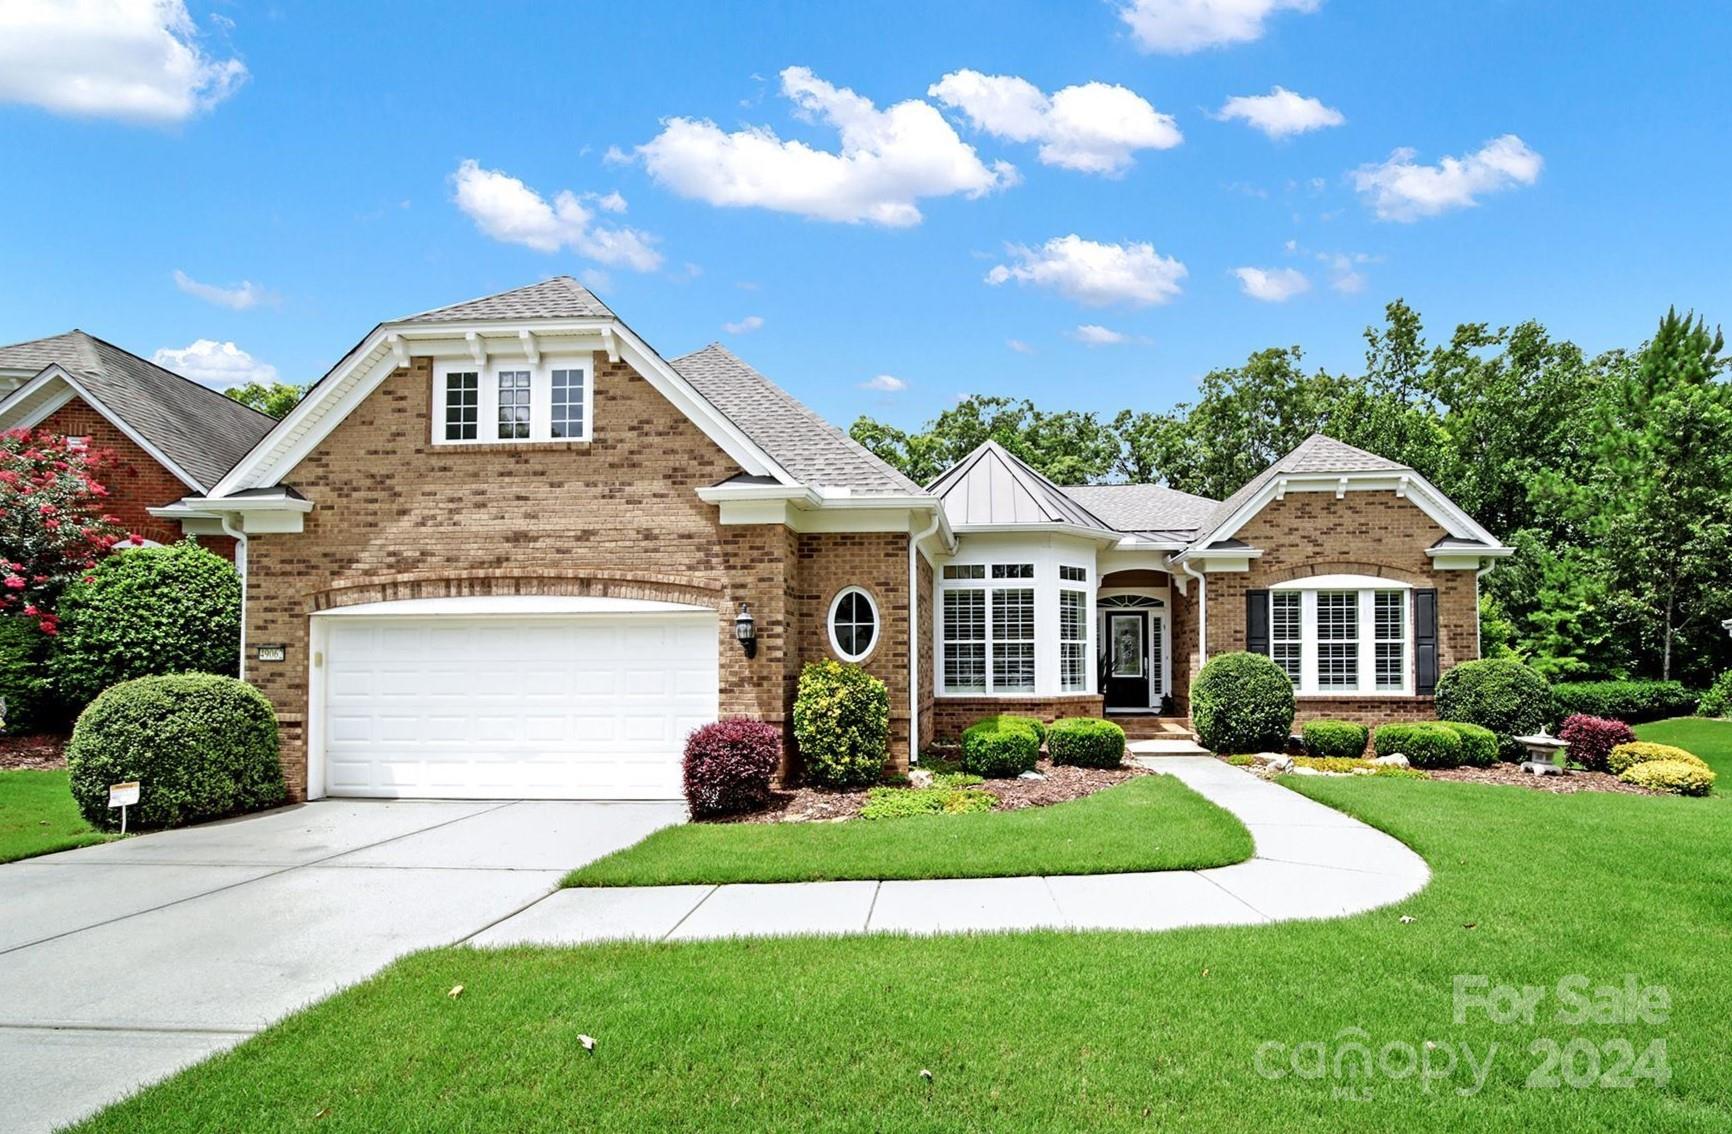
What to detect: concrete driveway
<box><xmin>0</xmin><ymin>798</ymin><xmax>682</xmax><ymax>1133</ymax></box>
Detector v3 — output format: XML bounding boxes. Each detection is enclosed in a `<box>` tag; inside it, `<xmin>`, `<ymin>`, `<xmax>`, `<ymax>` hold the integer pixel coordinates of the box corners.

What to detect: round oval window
<box><xmin>828</xmin><ymin>587</ymin><xmax>878</xmax><ymax>661</ymax></box>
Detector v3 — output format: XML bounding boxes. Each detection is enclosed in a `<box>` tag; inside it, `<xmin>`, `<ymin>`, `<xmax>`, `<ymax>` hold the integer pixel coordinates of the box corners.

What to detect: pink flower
<box><xmin>3</xmin><ymin>575</ymin><xmax>24</xmax><ymax>590</ymax></box>
<box><xmin>128</xmin><ymin>533</ymin><xmax>143</xmax><ymax>545</ymax></box>
<box><xmin>37</xmin><ymin>503</ymin><xmax>56</xmax><ymax>515</ymax></box>
<box><xmin>38</xmin><ymin>619</ymin><xmax>57</xmax><ymax>636</ymax></box>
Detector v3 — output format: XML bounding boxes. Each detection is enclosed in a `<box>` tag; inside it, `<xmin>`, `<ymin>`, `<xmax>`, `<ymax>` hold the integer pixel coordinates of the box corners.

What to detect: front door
<box><xmin>1104</xmin><ymin>611</ymin><xmax>1150</xmax><ymax>710</ymax></box>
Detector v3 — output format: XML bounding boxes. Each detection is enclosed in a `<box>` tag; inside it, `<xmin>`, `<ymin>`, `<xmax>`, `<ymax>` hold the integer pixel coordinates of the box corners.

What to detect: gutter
<box><xmin>219</xmin><ymin>515</ymin><xmax>248</xmax><ymax>683</ymax></box>
<box><xmin>906</xmin><ymin>510</ymin><xmax>955</xmax><ymax>767</ymax></box>
<box><xmin>1180</xmin><ymin>560</ymin><xmax>1208</xmax><ymax>673</ymax></box>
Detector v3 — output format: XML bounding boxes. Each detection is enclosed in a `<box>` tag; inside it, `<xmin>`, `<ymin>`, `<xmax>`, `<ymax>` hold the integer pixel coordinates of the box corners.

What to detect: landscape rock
<box><xmin>1018</xmin><ymin>770</ymin><xmax>1046</xmax><ymax>781</ymax></box>
<box><xmin>1372</xmin><ymin>753</ymin><xmax>1410</xmax><ymax>768</ymax></box>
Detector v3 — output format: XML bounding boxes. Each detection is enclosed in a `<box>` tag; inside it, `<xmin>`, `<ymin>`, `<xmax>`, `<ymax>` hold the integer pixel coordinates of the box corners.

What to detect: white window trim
<box><xmin>935</xmin><ymin>546</ymin><xmax>1096</xmax><ymax>698</ymax></box>
<box><xmin>1059</xmin><ymin>586</ymin><xmax>1089</xmax><ymax>693</ymax></box>
<box><xmin>1269</xmin><ymin>581</ymin><xmax>1414</xmax><ymax>697</ymax></box>
<box><xmin>432</xmin><ymin>356</ymin><xmax>593</xmax><ymax>446</ymax></box>
<box><xmin>827</xmin><ymin>586</ymin><xmax>880</xmax><ymax>663</ymax></box>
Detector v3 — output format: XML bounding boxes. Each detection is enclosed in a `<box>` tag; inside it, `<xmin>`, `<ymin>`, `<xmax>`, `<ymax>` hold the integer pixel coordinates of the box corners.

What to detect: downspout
<box><xmin>907</xmin><ymin>509</ymin><xmax>946</xmax><ymax>767</ymax></box>
<box><xmin>1474</xmin><ymin>558</ymin><xmax>1498</xmax><ymax>660</ymax></box>
<box><xmin>220</xmin><ymin>514</ymin><xmax>248</xmax><ymax>682</ymax></box>
<box><xmin>1180</xmin><ymin>560</ymin><xmax>1208</xmax><ymax>673</ymax></box>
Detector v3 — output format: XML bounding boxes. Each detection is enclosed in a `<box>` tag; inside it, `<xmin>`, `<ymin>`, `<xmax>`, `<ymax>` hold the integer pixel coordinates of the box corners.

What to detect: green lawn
<box><xmin>0</xmin><ymin>769</ymin><xmax>112</xmax><ymax>863</ymax></box>
<box><xmin>73</xmin><ymin>720</ymin><xmax>1732</xmax><ymax>1132</ymax></box>
<box><xmin>1636</xmin><ymin>717</ymin><xmax>1731</xmax><ymax>789</ymax></box>
<box><xmin>565</xmin><ymin>773</ymin><xmax>1254</xmax><ymax>886</ymax></box>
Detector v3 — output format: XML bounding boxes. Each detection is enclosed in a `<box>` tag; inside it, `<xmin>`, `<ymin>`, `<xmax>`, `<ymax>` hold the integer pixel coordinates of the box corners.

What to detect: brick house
<box><xmin>150</xmin><ymin>278</ymin><xmax>1509</xmax><ymax>802</ymax></box>
<box><xmin>0</xmin><ymin>330</ymin><xmax>276</xmax><ymax>558</ymax></box>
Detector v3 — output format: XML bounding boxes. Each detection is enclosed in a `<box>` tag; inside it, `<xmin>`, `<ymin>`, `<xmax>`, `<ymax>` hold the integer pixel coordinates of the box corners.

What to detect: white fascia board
<box><xmin>0</xmin><ymin>367</ymin><xmax>76</xmax><ymax>428</ymax></box>
<box><xmin>952</xmin><ymin>521</ymin><xmax>1120</xmax><ymax>545</ymax></box>
<box><xmin>6</xmin><ymin>367</ymin><xmax>206</xmax><ymax>493</ymax></box>
<box><xmin>1425</xmin><ymin>544</ymin><xmax>1515</xmax><ymax>560</ymax></box>
<box><xmin>697</xmin><ymin>483</ymin><xmax>821</xmax><ymax>506</ymax></box>
<box><xmin>152</xmin><ymin>495</ymin><xmax>313</xmax><ymax>514</ymax></box>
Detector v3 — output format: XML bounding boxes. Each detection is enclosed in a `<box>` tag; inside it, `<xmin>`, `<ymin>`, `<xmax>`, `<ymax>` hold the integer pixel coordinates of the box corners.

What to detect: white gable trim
<box><xmin>1187</xmin><ymin>470</ymin><xmax>1505</xmax><ymax>558</ymax></box>
<box><xmin>0</xmin><ymin>366</ymin><xmax>206</xmax><ymax>493</ymax></box>
<box><xmin>209</xmin><ymin>317</ymin><xmax>798</xmax><ymax>497</ymax></box>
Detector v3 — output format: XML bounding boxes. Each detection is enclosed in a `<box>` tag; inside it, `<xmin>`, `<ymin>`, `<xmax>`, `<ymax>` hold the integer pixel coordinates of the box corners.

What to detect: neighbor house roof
<box><xmin>927</xmin><ymin>440</ymin><xmax>1114</xmax><ymax>533</ymax></box>
<box><xmin>670</xmin><ymin>344</ymin><xmax>924</xmax><ymax>496</ymax></box>
<box><xmin>1059</xmin><ymin>482</ymin><xmax>1219</xmax><ymax>537</ymax></box>
<box><xmin>0</xmin><ymin>330</ymin><xmax>278</xmax><ymax>492</ymax></box>
<box><xmin>397</xmin><ymin>276</ymin><xmax>618</xmax><ymax>323</ymax></box>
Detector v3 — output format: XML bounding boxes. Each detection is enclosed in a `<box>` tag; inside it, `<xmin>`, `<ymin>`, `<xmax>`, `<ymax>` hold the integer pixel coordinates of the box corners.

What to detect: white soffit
<box><xmin>312</xmin><ymin>596</ymin><xmax>715</xmax><ymax>617</ymax></box>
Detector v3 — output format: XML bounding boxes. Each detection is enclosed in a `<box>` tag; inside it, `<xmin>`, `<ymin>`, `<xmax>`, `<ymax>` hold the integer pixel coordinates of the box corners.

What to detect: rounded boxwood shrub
<box><xmin>1046</xmin><ymin>717</ymin><xmax>1126</xmax><ymax>768</ymax></box>
<box><xmin>791</xmin><ymin>660</ymin><xmax>889</xmax><ymax>788</ymax></box>
<box><xmin>1433</xmin><ymin>658</ymin><xmax>1551</xmax><ymax>761</ymax></box>
<box><xmin>0</xmin><ymin>614</ymin><xmax>55</xmax><ymax>734</ymax></box>
<box><xmin>1301</xmin><ymin>720</ymin><xmax>1370</xmax><ymax>760</ymax></box>
<box><xmin>66</xmin><ymin>673</ymin><xmax>284</xmax><ymax>831</ymax></box>
<box><xmin>1698</xmin><ymin>672</ymin><xmax>1732</xmax><ymax>720</ymax></box>
<box><xmin>1619</xmin><ymin>759</ymin><xmax>1716</xmax><ymax>796</ymax></box>
<box><xmin>1373</xmin><ymin>722</ymin><xmax>1465</xmax><ymax>769</ymax></box>
<box><xmin>1606</xmin><ymin>741</ymin><xmax>1707</xmax><ymax>777</ymax></box>
<box><xmin>1439</xmin><ymin>721</ymin><xmax>1499</xmax><ymax>768</ymax></box>
<box><xmin>683</xmin><ymin>718</ymin><xmax>781</xmax><ymax>818</ymax></box>
<box><xmin>49</xmin><ymin>542</ymin><xmax>241</xmax><ymax>710</ymax></box>
<box><xmin>1557</xmin><ymin>714</ymin><xmax>1636</xmax><ymax>772</ymax></box>
<box><xmin>1003</xmin><ymin>714</ymin><xmax>1047</xmax><ymax>746</ymax></box>
<box><xmin>1190</xmin><ymin>651</ymin><xmax>1296</xmax><ymax>755</ymax></box>
<box><xmin>961</xmin><ymin>715</ymin><xmax>1040</xmax><ymax>778</ymax></box>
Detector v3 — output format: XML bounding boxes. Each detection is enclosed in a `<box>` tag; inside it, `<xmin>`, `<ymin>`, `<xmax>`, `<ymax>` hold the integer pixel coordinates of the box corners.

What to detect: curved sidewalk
<box><xmin>470</xmin><ymin>757</ymin><xmax>1429</xmax><ymax>946</ymax></box>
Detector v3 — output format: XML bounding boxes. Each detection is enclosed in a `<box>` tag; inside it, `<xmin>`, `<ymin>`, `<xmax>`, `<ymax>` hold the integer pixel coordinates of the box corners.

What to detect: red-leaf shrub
<box><xmin>0</xmin><ymin>428</ymin><xmax>130</xmax><ymax>634</ymax></box>
<box><xmin>1558</xmin><ymin>713</ymin><xmax>1636</xmax><ymax>772</ymax></box>
<box><xmin>683</xmin><ymin>717</ymin><xmax>781</xmax><ymax>818</ymax></box>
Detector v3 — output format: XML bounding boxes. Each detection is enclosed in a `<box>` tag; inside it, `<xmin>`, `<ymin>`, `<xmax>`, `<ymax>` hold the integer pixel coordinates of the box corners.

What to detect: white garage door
<box><xmin>318</xmin><ymin>612</ymin><xmax>718</xmax><ymax>800</ymax></box>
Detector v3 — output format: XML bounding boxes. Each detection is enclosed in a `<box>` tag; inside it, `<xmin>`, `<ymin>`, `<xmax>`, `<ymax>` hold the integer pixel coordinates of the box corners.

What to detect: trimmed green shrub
<box><xmin>1439</xmin><ymin>722</ymin><xmax>1499</xmax><ymax>768</ymax></box>
<box><xmin>1619</xmin><ymin>759</ymin><xmax>1716</xmax><ymax>797</ymax></box>
<box><xmin>1002</xmin><ymin>715</ymin><xmax>1048</xmax><ymax>746</ymax></box>
<box><xmin>1550</xmin><ymin>680</ymin><xmax>1697</xmax><ymax>725</ymax></box>
<box><xmin>1369</xmin><ymin>765</ymin><xmax>1431</xmax><ymax>780</ymax></box>
<box><xmin>859</xmin><ymin>785</ymin><xmax>996</xmax><ymax>819</ymax></box>
<box><xmin>49</xmin><ymin>542</ymin><xmax>241</xmax><ymax>709</ymax></box>
<box><xmin>65</xmin><ymin>674</ymin><xmax>284</xmax><ymax>831</ymax></box>
<box><xmin>792</xmin><ymin>660</ymin><xmax>890</xmax><ymax>788</ymax></box>
<box><xmin>1698</xmin><ymin>672</ymin><xmax>1732</xmax><ymax>719</ymax></box>
<box><xmin>1190</xmin><ymin>651</ymin><xmax>1296</xmax><ymax>755</ymax></box>
<box><xmin>1606</xmin><ymin>741</ymin><xmax>1707</xmax><ymax>776</ymax></box>
<box><xmin>1225</xmin><ymin>753</ymin><xmax>1259</xmax><ymax>767</ymax></box>
<box><xmin>1047</xmin><ymin>717</ymin><xmax>1126</xmax><ymax>768</ymax></box>
<box><xmin>961</xmin><ymin>715</ymin><xmax>1040</xmax><ymax>778</ymax></box>
<box><xmin>1301</xmin><ymin>720</ymin><xmax>1370</xmax><ymax>759</ymax></box>
<box><xmin>1373</xmin><ymin>722</ymin><xmax>1465</xmax><ymax>769</ymax></box>
<box><xmin>0</xmin><ymin>615</ymin><xmax>54</xmax><ymax>734</ymax></box>
<box><xmin>1292</xmin><ymin>756</ymin><xmax>1371</xmax><ymax>774</ymax></box>
<box><xmin>1433</xmin><ymin>658</ymin><xmax>1552</xmax><ymax>760</ymax></box>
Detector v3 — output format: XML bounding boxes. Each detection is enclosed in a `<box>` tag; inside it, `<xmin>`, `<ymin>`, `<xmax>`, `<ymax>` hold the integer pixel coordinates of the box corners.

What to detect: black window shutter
<box><xmin>1415</xmin><ymin>589</ymin><xmax>1439</xmax><ymax>695</ymax></box>
<box><xmin>1246</xmin><ymin>590</ymin><xmax>1270</xmax><ymax>655</ymax></box>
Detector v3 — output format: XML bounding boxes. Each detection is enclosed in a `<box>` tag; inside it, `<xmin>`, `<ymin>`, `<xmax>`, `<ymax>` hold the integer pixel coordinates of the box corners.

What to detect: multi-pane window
<box><xmin>942</xmin><ymin>589</ymin><xmax>987</xmax><ymax>692</ymax></box>
<box><xmin>992</xmin><ymin>563</ymin><xmax>1034</xmax><ymax>579</ymax></box>
<box><xmin>496</xmin><ymin>370</ymin><xmax>532</xmax><ymax>439</ymax></box>
<box><xmin>943</xmin><ymin>564</ymin><xmax>985</xmax><ymax>580</ymax></box>
<box><xmin>1059</xmin><ymin>565</ymin><xmax>1086</xmax><ymax>583</ymax></box>
<box><xmin>829</xmin><ymin>588</ymin><xmax>878</xmax><ymax>661</ymax></box>
<box><xmin>1059</xmin><ymin>589</ymin><xmax>1088</xmax><ymax>692</ymax></box>
<box><xmin>1316</xmin><ymin>592</ymin><xmax>1359</xmax><ymax>691</ymax></box>
<box><xmin>551</xmin><ymin>367</ymin><xmax>585</xmax><ymax>439</ymax></box>
<box><xmin>1271</xmin><ymin>591</ymin><xmax>1302</xmax><ymax>687</ymax></box>
<box><xmin>443</xmin><ymin>371</ymin><xmax>478</xmax><ymax>440</ymax></box>
<box><xmin>992</xmin><ymin>588</ymin><xmax>1036</xmax><ymax>692</ymax></box>
<box><xmin>1375</xmin><ymin>591</ymin><xmax>1406</xmax><ymax>691</ymax></box>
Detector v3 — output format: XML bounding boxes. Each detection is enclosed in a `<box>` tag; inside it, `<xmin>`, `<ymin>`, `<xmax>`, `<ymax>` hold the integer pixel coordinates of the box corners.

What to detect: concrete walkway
<box><xmin>472</xmin><ymin>757</ymin><xmax>1429</xmax><ymax>946</ymax></box>
<box><xmin>0</xmin><ymin>798</ymin><xmax>684</xmax><ymax>1134</ymax></box>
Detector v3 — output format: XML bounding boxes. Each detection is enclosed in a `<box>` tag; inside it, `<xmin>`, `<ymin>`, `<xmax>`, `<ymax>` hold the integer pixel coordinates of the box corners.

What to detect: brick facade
<box><xmin>930</xmin><ymin>694</ymin><xmax>1106</xmax><ymax>742</ymax></box>
<box><xmin>246</xmin><ymin>353</ymin><xmax>915</xmax><ymax>799</ymax></box>
<box><xmin>37</xmin><ymin>397</ymin><xmax>236</xmax><ymax>559</ymax></box>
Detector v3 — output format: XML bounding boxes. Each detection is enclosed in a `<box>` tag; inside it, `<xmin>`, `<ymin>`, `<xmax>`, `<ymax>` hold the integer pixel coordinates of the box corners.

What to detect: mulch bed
<box><xmin>0</xmin><ymin>734</ymin><xmax>67</xmax><ymax>771</ymax></box>
<box><xmin>725</xmin><ymin>757</ymin><xmax>1144</xmax><ymax>824</ymax></box>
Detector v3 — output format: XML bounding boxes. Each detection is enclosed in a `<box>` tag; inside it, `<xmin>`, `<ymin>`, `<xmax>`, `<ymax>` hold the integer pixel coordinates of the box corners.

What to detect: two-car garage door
<box><xmin>316</xmin><ymin>604</ymin><xmax>718</xmax><ymax>800</ymax></box>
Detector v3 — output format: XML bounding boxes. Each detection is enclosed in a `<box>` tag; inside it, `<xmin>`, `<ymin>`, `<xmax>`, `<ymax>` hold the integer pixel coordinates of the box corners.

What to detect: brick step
<box><xmin>1108</xmin><ymin>714</ymin><xmax>1197</xmax><ymax>742</ymax></box>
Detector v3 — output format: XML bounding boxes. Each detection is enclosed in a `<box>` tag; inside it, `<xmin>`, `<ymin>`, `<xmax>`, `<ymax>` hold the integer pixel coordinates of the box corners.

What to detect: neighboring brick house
<box><xmin>152</xmin><ymin>277</ymin><xmax>1508</xmax><ymax>803</ymax></box>
<box><xmin>0</xmin><ymin>330</ymin><xmax>276</xmax><ymax>558</ymax></box>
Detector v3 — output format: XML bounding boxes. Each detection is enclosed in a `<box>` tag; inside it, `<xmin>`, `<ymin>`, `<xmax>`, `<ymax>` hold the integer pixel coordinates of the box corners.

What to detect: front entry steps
<box><xmin>1129</xmin><ymin>738</ymin><xmax>1211</xmax><ymax>757</ymax></box>
<box><xmin>1109</xmin><ymin>714</ymin><xmax>1198</xmax><ymax>743</ymax></box>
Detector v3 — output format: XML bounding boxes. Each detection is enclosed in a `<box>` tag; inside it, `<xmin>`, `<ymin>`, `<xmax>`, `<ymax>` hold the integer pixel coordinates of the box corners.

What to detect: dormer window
<box><xmin>434</xmin><ymin>359</ymin><xmax>592</xmax><ymax>445</ymax></box>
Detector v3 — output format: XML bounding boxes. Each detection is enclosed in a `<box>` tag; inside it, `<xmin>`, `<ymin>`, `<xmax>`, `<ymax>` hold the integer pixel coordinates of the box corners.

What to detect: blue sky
<box><xmin>3</xmin><ymin>0</ymin><xmax>1730</xmax><ymax>432</ymax></box>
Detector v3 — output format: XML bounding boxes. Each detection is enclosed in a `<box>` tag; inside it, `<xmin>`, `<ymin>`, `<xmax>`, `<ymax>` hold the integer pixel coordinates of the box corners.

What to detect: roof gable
<box><xmin>396</xmin><ymin>276</ymin><xmax>616</xmax><ymax>323</ymax></box>
<box><xmin>1058</xmin><ymin>482</ymin><xmax>1219</xmax><ymax>536</ymax></box>
<box><xmin>929</xmin><ymin>441</ymin><xmax>1112</xmax><ymax>532</ymax></box>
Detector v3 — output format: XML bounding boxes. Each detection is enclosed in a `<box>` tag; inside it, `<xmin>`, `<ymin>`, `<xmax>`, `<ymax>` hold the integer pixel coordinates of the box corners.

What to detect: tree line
<box><xmin>850</xmin><ymin>302</ymin><xmax>1732</xmax><ymax>687</ymax></box>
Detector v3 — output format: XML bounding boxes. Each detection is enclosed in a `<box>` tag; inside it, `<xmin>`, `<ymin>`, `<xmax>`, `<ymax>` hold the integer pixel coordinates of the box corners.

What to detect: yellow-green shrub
<box><xmin>1606</xmin><ymin>741</ymin><xmax>1707</xmax><ymax>776</ymax></box>
<box><xmin>1619</xmin><ymin>760</ymin><xmax>1716</xmax><ymax>796</ymax></box>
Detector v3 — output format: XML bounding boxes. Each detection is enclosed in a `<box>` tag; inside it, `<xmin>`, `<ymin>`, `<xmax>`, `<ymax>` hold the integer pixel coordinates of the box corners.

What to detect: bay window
<box><xmin>1059</xmin><ymin>587</ymin><xmax>1088</xmax><ymax>692</ymax></box>
<box><xmin>938</xmin><ymin>557</ymin><xmax>1093</xmax><ymax>696</ymax></box>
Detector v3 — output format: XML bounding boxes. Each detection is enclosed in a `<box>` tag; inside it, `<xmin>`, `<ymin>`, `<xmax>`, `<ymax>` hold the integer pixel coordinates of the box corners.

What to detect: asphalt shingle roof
<box><xmin>1059</xmin><ymin>482</ymin><xmax>1219</xmax><ymax>536</ymax></box>
<box><xmin>1198</xmin><ymin>433</ymin><xmax>1410</xmax><ymax>540</ymax></box>
<box><xmin>398</xmin><ymin>276</ymin><xmax>616</xmax><ymax>323</ymax></box>
<box><xmin>0</xmin><ymin>331</ymin><xmax>277</xmax><ymax>492</ymax></box>
<box><xmin>670</xmin><ymin>344</ymin><xmax>924</xmax><ymax>496</ymax></box>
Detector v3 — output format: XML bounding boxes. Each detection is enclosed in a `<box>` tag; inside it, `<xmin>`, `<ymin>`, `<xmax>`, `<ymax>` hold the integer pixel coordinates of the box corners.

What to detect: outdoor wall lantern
<box><xmin>734</xmin><ymin>602</ymin><xmax>757</xmax><ymax>659</ymax></box>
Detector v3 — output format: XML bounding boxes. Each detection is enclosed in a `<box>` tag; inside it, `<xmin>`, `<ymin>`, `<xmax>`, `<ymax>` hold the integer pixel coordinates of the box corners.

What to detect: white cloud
<box><xmin>1069</xmin><ymin>324</ymin><xmax>1131</xmax><ymax>346</ymax></box>
<box><xmin>636</xmin><ymin>66</ymin><xmax>1016</xmax><ymax>227</ymax></box>
<box><xmin>1118</xmin><ymin>0</ymin><xmax>1320</xmax><ymax>54</ymax></box>
<box><xmin>450</xmin><ymin>159</ymin><xmax>663</xmax><ymax>270</ymax></box>
<box><xmin>1233</xmin><ymin>266</ymin><xmax>1311</xmax><ymax>302</ymax></box>
<box><xmin>987</xmin><ymin>235</ymin><xmax>1187</xmax><ymax>307</ymax></box>
<box><xmin>860</xmin><ymin>374</ymin><xmax>908</xmax><ymax>392</ymax></box>
<box><xmin>929</xmin><ymin>70</ymin><xmax>1180</xmax><ymax>175</ymax></box>
<box><xmin>152</xmin><ymin>339</ymin><xmax>277</xmax><ymax>388</ymax></box>
<box><xmin>1215</xmin><ymin>86</ymin><xmax>1343</xmax><ymax>139</ymax></box>
<box><xmin>1351</xmin><ymin>134</ymin><xmax>1543</xmax><ymax>222</ymax></box>
<box><xmin>1317</xmin><ymin>251</ymin><xmax>1372</xmax><ymax>293</ymax></box>
<box><xmin>0</xmin><ymin>0</ymin><xmax>246</xmax><ymax>123</ymax></box>
<box><xmin>579</xmin><ymin>267</ymin><xmax>612</xmax><ymax>292</ymax></box>
<box><xmin>172</xmin><ymin>269</ymin><xmax>273</xmax><ymax>310</ymax></box>
<box><xmin>1006</xmin><ymin>338</ymin><xmax>1035</xmax><ymax>355</ymax></box>
<box><xmin>722</xmin><ymin>315</ymin><xmax>765</xmax><ymax>334</ymax></box>
<box><xmin>591</xmin><ymin>190</ymin><xmax>628</xmax><ymax>213</ymax></box>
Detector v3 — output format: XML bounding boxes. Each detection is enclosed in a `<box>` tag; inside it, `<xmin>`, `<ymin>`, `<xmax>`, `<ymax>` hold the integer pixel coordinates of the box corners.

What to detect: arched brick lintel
<box><xmin>308</xmin><ymin>569</ymin><xmax>726</xmax><ymax>613</ymax></box>
<box><xmin>1261</xmin><ymin>560</ymin><xmax>1431</xmax><ymax>588</ymax></box>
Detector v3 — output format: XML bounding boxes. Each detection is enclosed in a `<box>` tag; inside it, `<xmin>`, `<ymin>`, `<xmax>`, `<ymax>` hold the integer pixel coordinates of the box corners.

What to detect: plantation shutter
<box><xmin>1245</xmin><ymin>589</ymin><xmax>1270</xmax><ymax>655</ymax></box>
<box><xmin>1415</xmin><ymin>588</ymin><xmax>1439</xmax><ymax>695</ymax></box>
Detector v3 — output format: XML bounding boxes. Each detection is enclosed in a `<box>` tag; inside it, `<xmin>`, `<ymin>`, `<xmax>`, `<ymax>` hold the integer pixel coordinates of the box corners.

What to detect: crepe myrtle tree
<box><xmin>0</xmin><ymin>428</ymin><xmax>135</xmax><ymax>635</ymax></box>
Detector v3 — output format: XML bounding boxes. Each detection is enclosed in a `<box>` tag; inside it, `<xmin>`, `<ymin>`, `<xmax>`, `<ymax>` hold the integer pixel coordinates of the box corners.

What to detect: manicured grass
<box><xmin>1636</xmin><ymin>717</ymin><xmax>1732</xmax><ymax>790</ymax></box>
<box><xmin>0</xmin><ymin>769</ymin><xmax>112</xmax><ymax>863</ymax></box>
<box><xmin>76</xmin><ymin>773</ymin><xmax>1732</xmax><ymax>1132</ymax></box>
<box><xmin>564</xmin><ymin>773</ymin><xmax>1254</xmax><ymax>886</ymax></box>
